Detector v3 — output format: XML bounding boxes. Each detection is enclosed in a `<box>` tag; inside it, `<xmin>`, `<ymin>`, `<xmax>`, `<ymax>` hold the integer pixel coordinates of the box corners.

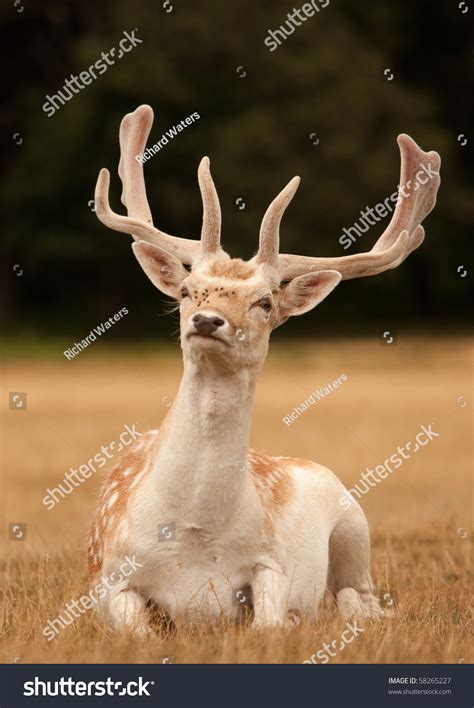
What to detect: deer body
<box><xmin>92</xmin><ymin>349</ymin><xmax>369</xmax><ymax>629</ymax></box>
<box><xmin>126</xmin><ymin>452</ymin><xmax>360</xmax><ymax>626</ymax></box>
<box><xmin>88</xmin><ymin>105</ymin><xmax>440</xmax><ymax>632</ymax></box>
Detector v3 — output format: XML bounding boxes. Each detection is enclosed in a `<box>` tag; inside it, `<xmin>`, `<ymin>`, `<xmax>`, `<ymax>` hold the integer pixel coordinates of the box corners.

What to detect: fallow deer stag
<box><xmin>88</xmin><ymin>105</ymin><xmax>440</xmax><ymax>632</ymax></box>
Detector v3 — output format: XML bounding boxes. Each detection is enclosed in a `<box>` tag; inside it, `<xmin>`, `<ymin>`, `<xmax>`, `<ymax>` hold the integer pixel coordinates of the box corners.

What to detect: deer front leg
<box><xmin>102</xmin><ymin>585</ymin><xmax>151</xmax><ymax>636</ymax></box>
<box><xmin>251</xmin><ymin>562</ymin><xmax>289</xmax><ymax>629</ymax></box>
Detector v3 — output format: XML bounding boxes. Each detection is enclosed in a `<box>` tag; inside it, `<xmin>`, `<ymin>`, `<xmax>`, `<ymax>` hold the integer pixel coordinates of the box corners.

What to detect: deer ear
<box><xmin>132</xmin><ymin>241</ymin><xmax>188</xmax><ymax>298</ymax></box>
<box><xmin>275</xmin><ymin>270</ymin><xmax>342</xmax><ymax>326</ymax></box>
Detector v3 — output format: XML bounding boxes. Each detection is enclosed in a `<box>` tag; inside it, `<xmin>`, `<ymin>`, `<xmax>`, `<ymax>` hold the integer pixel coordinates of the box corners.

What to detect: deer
<box><xmin>88</xmin><ymin>105</ymin><xmax>440</xmax><ymax>634</ymax></box>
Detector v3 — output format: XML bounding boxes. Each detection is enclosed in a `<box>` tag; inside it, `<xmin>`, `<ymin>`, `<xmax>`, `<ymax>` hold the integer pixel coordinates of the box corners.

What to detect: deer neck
<box><xmin>152</xmin><ymin>358</ymin><xmax>258</xmax><ymax>526</ymax></box>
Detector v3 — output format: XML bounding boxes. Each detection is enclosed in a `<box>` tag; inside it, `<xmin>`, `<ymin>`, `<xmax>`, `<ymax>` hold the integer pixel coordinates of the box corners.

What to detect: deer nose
<box><xmin>192</xmin><ymin>313</ymin><xmax>225</xmax><ymax>336</ymax></box>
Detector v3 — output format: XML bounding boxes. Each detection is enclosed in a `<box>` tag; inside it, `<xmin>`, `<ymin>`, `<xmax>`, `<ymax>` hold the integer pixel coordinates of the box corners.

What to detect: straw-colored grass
<box><xmin>1</xmin><ymin>338</ymin><xmax>471</xmax><ymax>663</ymax></box>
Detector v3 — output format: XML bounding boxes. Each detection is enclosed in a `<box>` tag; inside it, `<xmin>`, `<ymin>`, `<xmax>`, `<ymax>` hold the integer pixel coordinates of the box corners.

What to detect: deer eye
<box><xmin>180</xmin><ymin>286</ymin><xmax>190</xmax><ymax>299</ymax></box>
<box><xmin>253</xmin><ymin>297</ymin><xmax>272</xmax><ymax>313</ymax></box>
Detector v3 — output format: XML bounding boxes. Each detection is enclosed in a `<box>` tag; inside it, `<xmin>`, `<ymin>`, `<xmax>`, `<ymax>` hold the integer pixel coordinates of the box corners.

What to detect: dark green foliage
<box><xmin>1</xmin><ymin>0</ymin><xmax>472</xmax><ymax>341</ymax></box>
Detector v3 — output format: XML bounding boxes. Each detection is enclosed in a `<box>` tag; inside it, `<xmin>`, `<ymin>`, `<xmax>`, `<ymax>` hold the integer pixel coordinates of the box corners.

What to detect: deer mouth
<box><xmin>188</xmin><ymin>332</ymin><xmax>229</xmax><ymax>346</ymax></box>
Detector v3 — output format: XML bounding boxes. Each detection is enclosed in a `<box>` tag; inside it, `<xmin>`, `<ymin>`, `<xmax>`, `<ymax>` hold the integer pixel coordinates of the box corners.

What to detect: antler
<box><xmin>255</xmin><ymin>177</ymin><xmax>301</xmax><ymax>271</ymax></box>
<box><xmin>94</xmin><ymin>105</ymin><xmax>222</xmax><ymax>263</ymax></box>
<box><xmin>257</xmin><ymin>134</ymin><xmax>440</xmax><ymax>280</ymax></box>
<box><xmin>197</xmin><ymin>157</ymin><xmax>222</xmax><ymax>257</ymax></box>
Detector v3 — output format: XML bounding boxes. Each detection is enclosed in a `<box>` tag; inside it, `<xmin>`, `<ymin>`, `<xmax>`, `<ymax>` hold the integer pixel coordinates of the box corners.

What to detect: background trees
<box><xmin>1</xmin><ymin>0</ymin><xmax>472</xmax><ymax>341</ymax></box>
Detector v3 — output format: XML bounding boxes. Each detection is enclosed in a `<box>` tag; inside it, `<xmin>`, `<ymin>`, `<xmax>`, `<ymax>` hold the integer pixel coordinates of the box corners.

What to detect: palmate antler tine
<box><xmin>371</xmin><ymin>134</ymin><xmax>440</xmax><ymax>252</ymax></box>
<box><xmin>118</xmin><ymin>105</ymin><xmax>154</xmax><ymax>224</ymax></box>
<box><xmin>277</xmin><ymin>134</ymin><xmax>441</xmax><ymax>281</ymax></box>
<box><xmin>94</xmin><ymin>104</ymin><xmax>202</xmax><ymax>264</ymax></box>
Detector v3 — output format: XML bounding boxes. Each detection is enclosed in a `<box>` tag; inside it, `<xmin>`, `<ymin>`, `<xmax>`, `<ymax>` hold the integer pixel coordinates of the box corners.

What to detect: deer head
<box><xmin>95</xmin><ymin>105</ymin><xmax>441</xmax><ymax>373</ymax></box>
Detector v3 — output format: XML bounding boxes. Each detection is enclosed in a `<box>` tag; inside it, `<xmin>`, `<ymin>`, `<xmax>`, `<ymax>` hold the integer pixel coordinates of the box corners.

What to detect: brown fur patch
<box><xmin>87</xmin><ymin>430</ymin><xmax>158</xmax><ymax>582</ymax></box>
<box><xmin>248</xmin><ymin>450</ymin><xmax>294</xmax><ymax>533</ymax></box>
<box><xmin>277</xmin><ymin>456</ymin><xmax>318</xmax><ymax>470</ymax></box>
<box><xmin>206</xmin><ymin>259</ymin><xmax>257</xmax><ymax>280</ymax></box>
<box><xmin>276</xmin><ymin>456</ymin><xmax>331</xmax><ymax>480</ymax></box>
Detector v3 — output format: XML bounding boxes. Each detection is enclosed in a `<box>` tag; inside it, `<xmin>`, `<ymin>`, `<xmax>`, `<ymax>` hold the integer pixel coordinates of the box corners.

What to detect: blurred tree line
<box><xmin>1</xmin><ymin>0</ymin><xmax>472</xmax><ymax>344</ymax></box>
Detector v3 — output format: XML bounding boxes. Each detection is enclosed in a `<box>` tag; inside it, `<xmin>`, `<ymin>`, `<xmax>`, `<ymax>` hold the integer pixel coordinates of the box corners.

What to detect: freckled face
<box><xmin>179</xmin><ymin>275</ymin><xmax>276</xmax><ymax>369</ymax></box>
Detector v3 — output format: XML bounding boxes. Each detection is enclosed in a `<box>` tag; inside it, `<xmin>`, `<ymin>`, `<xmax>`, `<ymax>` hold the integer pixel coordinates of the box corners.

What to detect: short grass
<box><xmin>0</xmin><ymin>337</ymin><xmax>472</xmax><ymax>663</ymax></box>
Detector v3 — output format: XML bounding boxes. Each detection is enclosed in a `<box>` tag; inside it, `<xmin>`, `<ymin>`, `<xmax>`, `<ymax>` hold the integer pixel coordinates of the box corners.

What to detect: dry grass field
<box><xmin>0</xmin><ymin>337</ymin><xmax>472</xmax><ymax>664</ymax></box>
